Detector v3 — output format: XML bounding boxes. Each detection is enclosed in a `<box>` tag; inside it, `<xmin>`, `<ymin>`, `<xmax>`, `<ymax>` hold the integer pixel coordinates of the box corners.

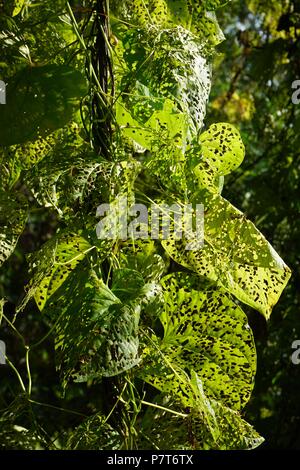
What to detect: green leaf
<box><xmin>116</xmin><ymin>98</ymin><xmax>188</xmax><ymax>151</ymax></box>
<box><xmin>45</xmin><ymin>266</ymin><xmax>141</xmax><ymax>386</ymax></box>
<box><xmin>140</xmin><ymin>272</ymin><xmax>256</xmax><ymax>411</ymax></box>
<box><xmin>0</xmin><ymin>425</ymin><xmax>45</xmax><ymax>450</ymax></box>
<box><xmin>111</xmin><ymin>0</ymin><xmax>225</xmax><ymax>46</ymax></box>
<box><xmin>161</xmin><ymin>273</ymin><xmax>257</xmax><ymax>376</ymax></box>
<box><xmin>119</xmin><ymin>239</ymin><xmax>166</xmax><ymax>282</ymax></box>
<box><xmin>185</xmin><ymin>123</ymin><xmax>245</xmax><ymax>195</ymax></box>
<box><xmin>205</xmin><ymin>399</ymin><xmax>265</xmax><ymax>449</ymax></box>
<box><xmin>111</xmin><ymin>268</ymin><xmax>145</xmax><ymax>303</ymax></box>
<box><xmin>0</xmin><ymin>123</ymin><xmax>83</xmax><ymax>193</ymax></box>
<box><xmin>0</xmin><ymin>191</ymin><xmax>27</xmax><ymax>266</ymax></box>
<box><xmin>0</xmin><ymin>65</ymin><xmax>87</xmax><ymax>146</ymax></box>
<box><xmin>138</xmin><ymin>372</ymin><xmax>263</xmax><ymax>450</ymax></box>
<box><xmin>23</xmin><ymin>232</ymin><xmax>94</xmax><ymax>312</ymax></box>
<box><xmin>0</xmin><ymin>398</ymin><xmax>47</xmax><ymax>450</ymax></box>
<box><xmin>117</xmin><ymin>243</ymin><xmax>165</xmax><ymax>319</ymax></box>
<box><xmin>119</xmin><ymin>26</ymin><xmax>212</xmax><ymax>135</ymax></box>
<box><xmin>139</xmin><ymin>415</ymin><xmax>193</xmax><ymax>450</ymax></box>
<box><xmin>198</xmin><ymin>122</ymin><xmax>245</xmax><ymax>175</ymax></box>
<box><xmin>25</xmin><ymin>151</ymin><xmax>111</xmax><ymax>212</ymax></box>
<box><xmin>25</xmin><ymin>143</ymin><xmax>139</xmax><ymax>215</ymax></box>
<box><xmin>188</xmin><ymin>371</ymin><xmax>264</xmax><ymax>449</ymax></box>
<box><xmin>12</xmin><ymin>0</ymin><xmax>26</xmax><ymax>17</ymax></box>
<box><xmin>66</xmin><ymin>414</ymin><xmax>121</xmax><ymax>450</ymax></box>
<box><xmin>162</xmin><ymin>193</ymin><xmax>291</xmax><ymax>318</ymax></box>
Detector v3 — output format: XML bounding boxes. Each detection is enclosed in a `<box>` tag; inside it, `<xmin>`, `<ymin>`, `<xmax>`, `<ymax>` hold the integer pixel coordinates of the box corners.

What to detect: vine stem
<box><xmin>141</xmin><ymin>400</ymin><xmax>188</xmax><ymax>419</ymax></box>
<box><xmin>29</xmin><ymin>399</ymin><xmax>88</xmax><ymax>417</ymax></box>
<box><xmin>25</xmin><ymin>346</ymin><xmax>32</xmax><ymax>396</ymax></box>
<box><xmin>5</xmin><ymin>356</ymin><xmax>26</xmax><ymax>393</ymax></box>
<box><xmin>2</xmin><ymin>311</ymin><xmax>33</xmax><ymax>395</ymax></box>
<box><xmin>103</xmin><ymin>381</ymin><xmax>128</xmax><ymax>424</ymax></box>
<box><xmin>53</xmin><ymin>245</ymin><xmax>96</xmax><ymax>266</ymax></box>
<box><xmin>66</xmin><ymin>1</ymin><xmax>109</xmax><ymax>105</ymax></box>
<box><xmin>2</xmin><ymin>312</ymin><xmax>25</xmax><ymax>345</ymax></box>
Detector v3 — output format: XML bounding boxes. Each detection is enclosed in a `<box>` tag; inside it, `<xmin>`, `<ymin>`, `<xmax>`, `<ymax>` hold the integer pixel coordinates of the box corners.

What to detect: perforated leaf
<box><xmin>1</xmin><ymin>124</ymin><xmax>84</xmax><ymax>194</ymax></box>
<box><xmin>119</xmin><ymin>26</ymin><xmax>212</xmax><ymax>135</ymax></box>
<box><xmin>25</xmin><ymin>147</ymin><xmax>140</xmax><ymax>216</ymax></box>
<box><xmin>10</xmin><ymin>122</ymin><xmax>82</xmax><ymax>170</ymax></box>
<box><xmin>116</xmin><ymin>98</ymin><xmax>188</xmax><ymax>152</ymax></box>
<box><xmin>0</xmin><ymin>191</ymin><xmax>27</xmax><ymax>266</ymax></box>
<box><xmin>22</xmin><ymin>232</ymin><xmax>97</xmax><ymax>312</ymax></box>
<box><xmin>205</xmin><ymin>399</ymin><xmax>264</xmax><ymax>450</ymax></box>
<box><xmin>139</xmin><ymin>406</ymin><xmax>263</xmax><ymax>450</ymax></box>
<box><xmin>138</xmin><ymin>406</ymin><xmax>194</xmax><ymax>450</ymax></box>
<box><xmin>0</xmin><ymin>398</ymin><xmax>46</xmax><ymax>450</ymax></box>
<box><xmin>111</xmin><ymin>0</ymin><xmax>225</xmax><ymax>46</ymax></box>
<box><xmin>66</xmin><ymin>414</ymin><xmax>121</xmax><ymax>450</ymax></box>
<box><xmin>111</xmin><ymin>267</ymin><xmax>164</xmax><ymax>322</ymax></box>
<box><xmin>0</xmin><ymin>425</ymin><xmax>45</xmax><ymax>450</ymax></box>
<box><xmin>188</xmin><ymin>372</ymin><xmax>263</xmax><ymax>449</ymax></box>
<box><xmin>45</xmin><ymin>266</ymin><xmax>141</xmax><ymax>386</ymax></box>
<box><xmin>161</xmin><ymin>273</ymin><xmax>256</xmax><ymax>375</ymax></box>
<box><xmin>25</xmin><ymin>150</ymin><xmax>112</xmax><ymax>212</ymax></box>
<box><xmin>111</xmin><ymin>268</ymin><xmax>145</xmax><ymax>302</ymax></box>
<box><xmin>13</xmin><ymin>134</ymin><xmax>56</xmax><ymax>169</ymax></box>
<box><xmin>140</xmin><ymin>272</ymin><xmax>256</xmax><ymax>411</ymax></box>
<box><xmin>138</xmin><ymin>377</ymin><xmax>264</xmax><ymax>450</ymax></box>
<box><xmin>162</xmin><ymin>193</ymin><xmax>291</xmax><ymax>318</ymax></box>
<box><xmin>42</xmin><ymin>159</ymin><xmax>108</xmax><ymax>209</ymax></box>
<box><xmin>119</xmin><ymin>239</ymin><xmax>166</xmax><ymax>282</ymax></box>
<box><xmin>197</xmin><ymin>122</ymin><xmax>245</xmax><ymax>174</ymax></box>
<box><xmin>200</xmin><ymin>123</ymin><xmax>245</xmax><ymax>172</ymax></box>
<box><xmin>0</xmin><ymin>147</ymin><xmax>21</xmax><ymax>190</ymax></box>
<box><xmin>117</xmin><ymin>97</ymin><xmax>188</xmax><ymax>191</ymax></box>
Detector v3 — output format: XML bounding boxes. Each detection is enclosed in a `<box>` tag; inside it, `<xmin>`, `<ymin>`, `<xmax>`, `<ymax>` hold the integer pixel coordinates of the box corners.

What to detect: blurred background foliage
<box><xmin>207</xmin><ymin>0</ymin><xmax>300</xmax><ymax>449</ymax></box>
<box><xmin>0</xmin><ymin>0</ymin><xmax>299</xmax><ymax>449</ymax></box>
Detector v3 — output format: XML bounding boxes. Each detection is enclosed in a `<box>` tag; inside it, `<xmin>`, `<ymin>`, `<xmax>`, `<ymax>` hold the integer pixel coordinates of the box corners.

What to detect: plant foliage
<box><xmin>0</xmin><ymin>0</ymin><xmax>291</xmax><ymax>450</ymax></box>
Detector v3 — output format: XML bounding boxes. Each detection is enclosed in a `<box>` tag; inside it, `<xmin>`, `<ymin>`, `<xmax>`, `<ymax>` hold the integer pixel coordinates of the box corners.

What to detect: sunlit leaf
<box><xmin>24</xmin><ymin>232</ymin><xmax>94</xmax><ymax>311</ymax></box>
<box><xmin>162</xmin><ymin>193</ymin><xmax>291</xmax><ymax>318</ymax></box>
<box><xmin>140</xmin><ymin>272</ymin><xmax>256</xmax><ymax>410</ymax></box>
<box><xmin>12</xmin><ymin>0</ymin><xmax>26</xmax><ymax>17</ymax></box>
